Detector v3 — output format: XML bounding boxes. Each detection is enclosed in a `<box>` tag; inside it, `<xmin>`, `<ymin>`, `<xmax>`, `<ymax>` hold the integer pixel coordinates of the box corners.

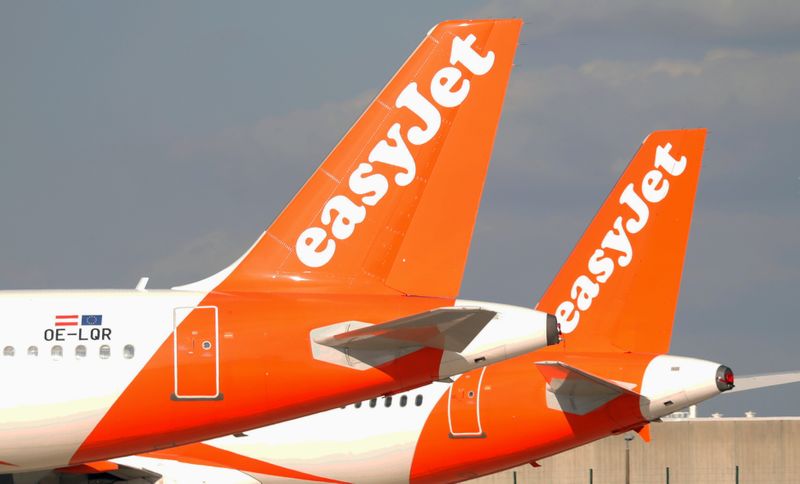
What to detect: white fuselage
<box><xmin>0</xmin><ymin>289</ymin><xmax>204</xmax><ymax>469</ymax></box>
<box><xmin>119</xmin><ymin>382</ymin><xmax>451</xmax><ymax>484</ymax></box>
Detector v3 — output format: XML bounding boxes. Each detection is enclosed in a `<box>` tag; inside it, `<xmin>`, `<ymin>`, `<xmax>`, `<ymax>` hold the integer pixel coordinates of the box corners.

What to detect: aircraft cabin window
<box><xmin>400</xmin><ymin>395</ymin><xmax>408</xmax><ymax>407</ymax></box>
<box><xmin>123</xmin><ymin>344</ymin><xmax>135</xmax><ymax>359</ymax></box>
<box><xmin>75</xmin><ymin>345</ymin><xmax>87</xmax><ymax>360</ymax></box>
<box><xmin>369</xmin><ymin>398</ymin><xmax>377</xmax><ymax>408</ymax></box>
<box><xmin>27</xmin><ymin>346</ymin><xmax>38</xmax><ymax>357</ymax></box>
<box><xmin>384</xmin><ymin>396</ymin><xmax>392</xmax><ymax>408</ymax></box>
<box><xmin>354</xmin><ymin>401</ymin><xmax>362</xmax><ymax>409</ymax></box>
<box><xmin>3</xmin><ymin>346</ymin><xmax>13</xmax><ymax>357</ymax></box>
<box><xmin>415</xmin><ymin>395</ymin><xmax>423</xmax><ymax>407</ymax></box>
<box><xmin>51</xmin><ymin>345</ymin><xmax>63</xmax><ymax>361</ymax></box>
<box><xmin>99</xmin><ymin>345</ymin><xmax>111</xmax><ymax>360</ymax></box>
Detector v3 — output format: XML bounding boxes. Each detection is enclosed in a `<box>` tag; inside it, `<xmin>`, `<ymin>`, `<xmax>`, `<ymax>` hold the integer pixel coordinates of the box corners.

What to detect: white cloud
<box><xmin>476</xmin><ymin>0</ymin><xmax>800</xmax><ymax>38</ymax></box>
<box><xmin>681</xmin><ymin>208</ymin><xmax>800</xmax><ymax>309</ymax></box>
<box><xmin>144</xmin><ymin>230</ymin><xmax>245</xmax><ymax>288</ymax></box>
<box><xmin>169</xmin><ymin>90</ymin><xmax>376</xmax><ymax>178</ymax></box>
<box><xmin>467</xmin><ymin>44</ymin><xmax>800</xmax><ymax>319</ymax></box>
<box><xmin>507</xmin><ymin>48</ymin><xmax>800</xmax><ymax>117</ymax></box>
<box><xmin>491</xmin><ymin>47</ymin><xmax>800</xmax><ymax>188</ymax></box>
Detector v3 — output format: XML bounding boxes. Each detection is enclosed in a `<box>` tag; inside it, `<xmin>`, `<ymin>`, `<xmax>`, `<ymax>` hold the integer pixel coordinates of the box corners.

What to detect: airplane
<box><xmin>0</xmin><ymin>18</ymin><xmax>565</xmax><ymax>473</ymax></box>
<box><xmin>12</xmin><ymin>128</ymin><xmax>791</xmax><ymax>484</ymax></box>
<box><xmin>92</xmin><ymin>370</ymin><xmax>798</xmax><ymax>484</ymax></box>
<box><xmin>11</xmin><ymin>369</ymin><xmax>799</xmax><ymax>484</ymax></box>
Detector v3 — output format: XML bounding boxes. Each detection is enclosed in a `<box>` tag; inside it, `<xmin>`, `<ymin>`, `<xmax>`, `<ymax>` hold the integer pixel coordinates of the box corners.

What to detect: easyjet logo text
<box><xmin>295</xmin><ymin>33</ymin><xmax>495</xmax><ymax>268</ymax></box>
<box><xmin>555</xmin><ymin>143</ymin><xmax>689</xmax><ymax>333</ymax></box>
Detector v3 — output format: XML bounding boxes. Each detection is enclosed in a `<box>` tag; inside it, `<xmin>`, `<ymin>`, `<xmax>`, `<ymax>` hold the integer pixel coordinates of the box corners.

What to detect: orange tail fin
<box><xmin>537</xmin><ymin>129</ymin><xmax>707</xmax><ymax>353</ymax></box>
<box><xmin>178</xmin><ymin>19</ymin><xmax>522</xmax><ymax>297</ymax></box>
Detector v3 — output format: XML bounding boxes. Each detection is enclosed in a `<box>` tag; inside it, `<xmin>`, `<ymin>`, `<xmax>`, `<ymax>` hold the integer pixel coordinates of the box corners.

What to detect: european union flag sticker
<box><xmin>81</xmin><ymin>315</ymin><xmax>103</xmax><ymax>326</ymax></box>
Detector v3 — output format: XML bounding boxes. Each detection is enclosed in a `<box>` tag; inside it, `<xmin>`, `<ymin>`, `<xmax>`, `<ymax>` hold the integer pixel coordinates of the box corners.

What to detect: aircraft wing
<box><xmin>728</xmin><ymin>371</ymin><xmax>800</xmax><ymax>393</ymax></box>
<box><xmin>313</xmin><ymin>308</ymin><xmax>497</xmax><ymax>352</ymax></box>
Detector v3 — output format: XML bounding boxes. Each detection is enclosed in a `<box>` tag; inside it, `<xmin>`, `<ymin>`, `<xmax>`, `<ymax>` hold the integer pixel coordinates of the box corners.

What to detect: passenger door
<box><xmin>447</xmin><ymin>367</ymin><xmax>486</xmax><ymax>438</ymax></box>
<box><xmin>173</xmin><ymin>306</ymin><xmax>221</xmax><ymax>400</ymax></box>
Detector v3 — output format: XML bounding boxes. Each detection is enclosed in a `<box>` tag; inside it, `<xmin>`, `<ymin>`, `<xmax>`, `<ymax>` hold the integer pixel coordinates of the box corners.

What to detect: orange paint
<box><xmin>57</xmin><ymin>461</ymin><xmax>119</xmax><ymax>474</ymax></box>
<box><xmin>96</xmin><ymin>129</ymin><xmax>711</xmax><ymax>483</ymax></box>
<box><xmin>145</xmin><ymin>443</ymin><xmax>346</xmax><ymax>483</ymax></box>
<box><xmin>70</xmin><ymin>18</ymin><xmax>524</xmax><ymax>465</ymax></box>
<box><xmin>538</xmin><ymin>129</ymin><xmax>706</xmax><ymax>353</ymax></box>
<box><xmin>410</xmin><ymin>352</ymin><xmax>653</xmax><ymax>483</ymax></box>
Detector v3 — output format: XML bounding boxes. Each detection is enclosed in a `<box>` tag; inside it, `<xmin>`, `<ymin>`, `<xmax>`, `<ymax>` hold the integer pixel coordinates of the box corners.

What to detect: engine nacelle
<box><xmin>639</xmin><ymin>355</ymin><xmax>734</xmax><ymax>420</ymax></box>
<box><xmin>437</xmin><ymin>300</ymin><xmax>560</xmax><ymax>379</ymax></box>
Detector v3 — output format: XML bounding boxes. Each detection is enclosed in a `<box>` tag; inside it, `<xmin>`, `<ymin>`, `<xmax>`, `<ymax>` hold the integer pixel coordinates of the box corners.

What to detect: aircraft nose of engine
<box><xmin>716</xmin><ymin>365</ymin><xmax>735</xmax><ymax>392</ymax></box>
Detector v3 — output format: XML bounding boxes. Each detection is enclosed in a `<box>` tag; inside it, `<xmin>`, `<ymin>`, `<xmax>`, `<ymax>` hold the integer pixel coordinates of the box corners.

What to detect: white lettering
<box><xmin>368</xmin><ymin>123</ymin><xmax>416</xmax><ymax>186</ymax></box>
<box><xmin>395</xmin><ymin>83</ymin><xmax>441</xmax><ymax>145</ymax></box>
<box><xmin>296</xmin><ymin>227</ymin><xmax>335</xmax><ymax>268</ymax></box>
<box><xmin>555</xmin><ymin>140</ymin><xmax>691</xmax><ymax>333</ymax></box>
<box><xmin>601</xmin><ymin>217</ymin><xmax>633</xmax><ymax>267</ymax></box>
<box><xmin>450</xmin><ymin>34</ymin><xmax>495</xmax><ymax>76</ymax></box>
<box><xmin>571</xmin><ymin>275</ymin><xmax>600</xmax><ymax>312</ymax></box>
<box><xmin>294</xmin><ymin>30</ymin><xmax>497</xmax><ymax>268</ymax></box>
<box><xmin>555</xmin><ymin>301</ymin><xmax>579</xmax><ymax>334</ymax></box>
<box><xmin>619</xmin><ymin>183</ymin><xmax>649</xmax><ymax>234</ymax></box>
<box><xmin>654</xmin><ymin>143</ymin><xmax>686</xmax><ymax>176</ymax></box>
<box><xmin>642</xmin><ymin>169</ymin><xmax>669</xmax><ymax>203</ymax></box>
<box><xmin>431</xmin><ymin>66</ymin><xmax>469</xmax><ymax>108</ymax></box>
<box><xmin>588</xmin><ymin>249</ymin><xmax>614</xmax><ymax>283</ymax></box>
<box><xmin>321</xmin><ymin>195</ymin><xmax>367</xmax><ymax>240</ymax></box>
<box><xmin>348</xmin><ymin>163</ymin><xmax>389</xmax><ymax>206</ymax></box>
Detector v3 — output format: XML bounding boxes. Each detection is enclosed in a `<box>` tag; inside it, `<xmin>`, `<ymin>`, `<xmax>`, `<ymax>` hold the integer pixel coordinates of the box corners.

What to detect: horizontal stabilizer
<box><xmin>314</xmin><ymin>308</ymin><xmax>497</xmax><ymax>352</ymax></box>
<box><xmin>536</xmin><ymin>361</ymin><xmax>640</xmax><ymax>415</ymax></box>
<box><xmin>728</xmin><ymin>371</ymin><xmax>800</xmax><ymax>393</ymax></box>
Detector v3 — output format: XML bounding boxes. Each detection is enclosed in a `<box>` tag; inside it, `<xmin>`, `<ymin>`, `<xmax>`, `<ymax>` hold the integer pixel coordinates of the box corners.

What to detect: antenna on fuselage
<box><xmin>135</xmin><ymin>277</ymin><xmax>149</xmax><ymax>292</ymax></box>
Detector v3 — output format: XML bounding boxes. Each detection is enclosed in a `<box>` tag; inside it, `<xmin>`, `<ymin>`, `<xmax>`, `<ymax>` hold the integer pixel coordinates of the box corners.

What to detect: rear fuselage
<box><xmin>122</xmin><ymin>350</ymin><xmax>730</xmax><ymax>483</ymax></box>
<box><xmin>0</xmin><ymin>289</ymin><xmax>454</xmax><ymax>471</ymax></box>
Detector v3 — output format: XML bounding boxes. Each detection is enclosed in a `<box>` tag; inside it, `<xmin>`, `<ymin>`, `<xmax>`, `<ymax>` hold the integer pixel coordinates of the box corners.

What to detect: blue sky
<box><xmin>1</xmin><ymin>1</ymin><xmax>798</xmax><ymax>417</ymax></box>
